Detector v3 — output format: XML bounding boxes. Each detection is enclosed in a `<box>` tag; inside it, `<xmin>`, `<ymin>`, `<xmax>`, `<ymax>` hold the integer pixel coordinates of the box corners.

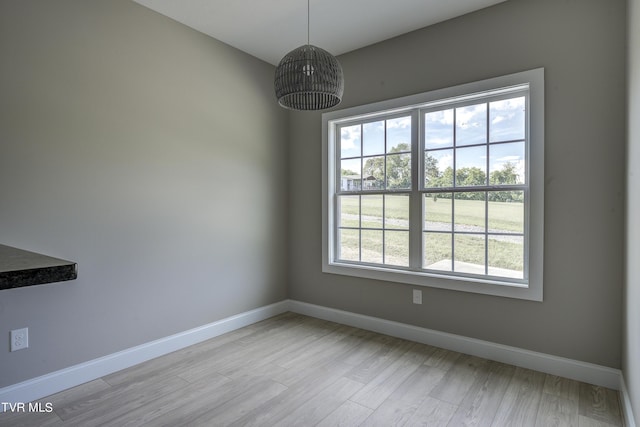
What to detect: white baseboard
<box><xmin>0</xmin><ymin>300</ymin><xmax>289</xmax><ymax>410</ymax></box>
<box><xmin>288</xmin><ymin>300</ymin><xmax>623</xmax><ymax>390</ymax></box>
<box><xmin>620</xmin><ymin>376</ymin><xmax>638</xmax><ymax>427</ymax></box>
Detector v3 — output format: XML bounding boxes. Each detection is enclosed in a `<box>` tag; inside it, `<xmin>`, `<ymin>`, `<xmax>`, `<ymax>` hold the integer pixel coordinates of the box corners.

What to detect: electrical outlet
<box><xmin>412</xmin><ymin>289</ymin><xmax>422</xmax><ymax>304</ymax></box>
<box><xmin>10</xmin><ymin>328</ymin><xmax>29</xmax><ymax>352</ymax></box>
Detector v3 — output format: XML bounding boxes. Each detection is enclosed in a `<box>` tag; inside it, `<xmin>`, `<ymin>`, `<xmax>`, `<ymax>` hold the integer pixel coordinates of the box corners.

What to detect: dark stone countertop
<box><xmin>0</xmin><ymin>244</ymin><xmax>77</xmax><ymax>290</ymax></box>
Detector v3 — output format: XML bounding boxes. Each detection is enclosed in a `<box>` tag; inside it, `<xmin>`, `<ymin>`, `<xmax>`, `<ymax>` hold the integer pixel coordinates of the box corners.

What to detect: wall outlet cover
<box><xmin>412</xmin><ymin>289</ymin><xmax>422</xmax><ymax>304</ymax></box>
<box><xmin>11</xmin><ymin>328</ymin><xmax>29</xmax><ymax>352</ymax></box>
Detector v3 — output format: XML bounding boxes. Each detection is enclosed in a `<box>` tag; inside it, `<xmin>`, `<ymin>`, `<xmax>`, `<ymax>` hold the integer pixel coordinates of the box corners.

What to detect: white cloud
<box><xmin>387</xmin><ymin>116</ymin><xmax>411</xmax><ymax>129</ymax></box>
<box><xmin>456</xmin><ymin>104</ymin><xmax>485</xmax><ymax>129</ymax></box>
<box><xmin>438</xmin><ymin>153</ymin><xmax>454</xmax><ymax>170</ymax></box>
<box><xmin>429</xmin><ymin>137</ymin><xmax>452</xmax><ymax>146</ymax></box>
<box><xmin>497</xmin><ymin>155</ymin><xmax>521</xmax><ymax>162</ymax></box>
<box><xmin>340</xmin><ymin>126</ymin><xmax>360</xmax><ymax>151</ymax></box>
<box><xmin>425</xmin><ymin>109</ymin><xmax>454</xmax><ymax>125</ymax></box>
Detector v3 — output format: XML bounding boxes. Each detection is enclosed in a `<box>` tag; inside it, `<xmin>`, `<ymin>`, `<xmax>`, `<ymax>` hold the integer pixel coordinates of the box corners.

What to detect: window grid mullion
<box><xmin>410</xmin><ymin>110</ymin><xmax>422</xmax><ymax>271</ymax></box>
<box><xmin>485</xmin><ymin>104</ymin><xmax>490</xmax><ymax>276</ymax></box>
<box><xmin>358</xmin><ymin>194</ymin><xmax>362</xmax><ymax>262</ymax></box>
<box><xmin>359</xmin><ymin>125</ymin><xmax>363</xmax><ymax>263</ymax></box>
<box><xmin>451</xmin><ymin>107</ymin><xmax>457</xmax><ymax>272</ymax></box>
<box><xmin>382</xmin><ymin>195</ymin><xmax>386</xmax><ymax>264</ymax></box>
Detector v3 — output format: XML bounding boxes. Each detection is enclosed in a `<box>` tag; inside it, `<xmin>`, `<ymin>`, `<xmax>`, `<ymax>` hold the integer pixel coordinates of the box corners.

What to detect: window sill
<box><xmin>323</xmin><ymin>261</ymin><xmax>541</xmax><ymax>301</ymax></box>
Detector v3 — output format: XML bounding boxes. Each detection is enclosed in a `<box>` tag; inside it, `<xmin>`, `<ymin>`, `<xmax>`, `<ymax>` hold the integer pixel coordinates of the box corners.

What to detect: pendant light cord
<box><xmin>307</xmin><ymin>0</ymin><xmax>310</xmax><ymax>46</ymax></box>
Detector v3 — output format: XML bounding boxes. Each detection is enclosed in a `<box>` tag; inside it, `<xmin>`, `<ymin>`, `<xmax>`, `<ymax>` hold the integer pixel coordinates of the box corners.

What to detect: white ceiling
<box><xmin>133</xmin><ymin>0</ymin><xmax>508</xmax><ymax>66</ymax></box>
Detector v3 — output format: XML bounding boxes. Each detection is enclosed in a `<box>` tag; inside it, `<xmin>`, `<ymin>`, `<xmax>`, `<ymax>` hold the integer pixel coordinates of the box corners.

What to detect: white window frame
<box><xmin>322</xmin><ymin>68</ymin><xmax>544</xmax><ymax>301</ymax></box>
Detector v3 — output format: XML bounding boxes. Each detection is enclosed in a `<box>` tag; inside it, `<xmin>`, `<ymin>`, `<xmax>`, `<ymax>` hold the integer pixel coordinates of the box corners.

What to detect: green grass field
<box><xmin>337</xmin><ymin>194</ymin><xmax>524</xmax><ymax>274</ymax></box>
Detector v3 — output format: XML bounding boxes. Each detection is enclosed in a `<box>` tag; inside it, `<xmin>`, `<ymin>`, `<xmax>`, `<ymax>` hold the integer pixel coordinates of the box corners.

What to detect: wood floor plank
<box><xmin>228</xmin><ymin>362</ymin><xmax>355</xmax><ymax>427</ymax></box>
<box><xmin>272</xmin><ymin>376</ymin><xmax>364</xmax><ymax>427</ymax></box>
<box><xmin>39</xmin><ymin>379</ymin><xmax>111</xmax><ymax>409</ymax></box>
<box><xmin>491</xmin><ymin>367</ymin><xmax>546</xmax><ymax>427</ymax></box>
<box><xmin>404</xmin><ymin>396</ymin><xmax>458</xmax><ymax>426</ymax></box>
<box><xmin>234</xmin><ymin>313</ymin><xmax>332</xmax><ymax>347</ymax></box>
<box><xmin>0</xmin><ymin>313</ymin><xmax>624</xmax><ymax>427</ymax></box>
<box><xmin>423</xmin><ymin>347</ymin><xmax>462</xmax><ymax>371</ymax></box>
<box><xmin>189</xmin><ymin>379</ymin><xmax>288</xmax><ymax>426</ymax></box>
<box><xmin>577</xmin><ymin>414</ymin><xmax>622</xmax><ymax>427</ymax></box>
<box><xmin>59</xmin><ymin>375</ymin><xmax>190</xmax><ymax>427</ymax></box>
<box><xmin>275</xmin><ymin>324</ymin><xmax>364</xmax><ymax>369</ymax></box>
<box><xmin>0</xmin><ymin>410</ymin><xmax>63</xmax><ymax>427</ymax></box>
<box><xmin>138</xmin><ymin>373</ymin><xmax>279</xmax><ymax>426</ymax></box>
<box><xmin>534</xmin><ymin>393</ymin><xmax>579</xmax><ymax>427</ymax></box>
<box><xmin>359</xmin><ymin>365</ymin><xmax>446</xmax><ymax>426</ymax></box>
<box><xmin>103</xmin><ymin>373</ymin><xmax>231</xmax><ymax>427</ymax></box>
<box><xmin>174</xmin><ymin>341</ymin><xmax>257</xmax><ymax>383</ymax></box>
<box><xmin>429</xmin><ymin>354</ymin><xmax>491</xmax><ymax>406</ymax></box>
<box><xmin>350</xmin><ymin>342</ymin><xmax>428</xmax><ymax>410</ymax></box>
<box><xmin>327</xmin><ymin>329</ymin><xmax>396</xmax><ymax>369</ymax></box>
<box><xmin>578</xmin><ymin>383</ymin><xmax>622</xmax><ymax>426</ymax></box>
<box><xmin>103</xmin><ymin>318</ymin><xmax>262</xmax><ymax>387</ymax></box>
<box><xmin>316</xmin><ymin>400</ymin><xmax>374</xmax><ymax>427</ymax></box>
<box><xmin>271</xmin><ymin>327</ymin><xmax>377</xmax><ymax>387</ymax></box>
<box><xmin>544</xmin><ymin>374</ymin><xmax>580</xmax><ymax>403</ymax></box>
<box><xmin>346</xmin><ymin>336</ymin><xmax>417</xmax><ymax>384</ymax></box>
<box><xmin>447</xmin><ymin>361</ymin><xmax>516</xmax><ymax>427</ymax></box>
<box><xmin>216</xmin><ymin>332</ymin><xmax>319</xmax><ymax>379</ymax></box>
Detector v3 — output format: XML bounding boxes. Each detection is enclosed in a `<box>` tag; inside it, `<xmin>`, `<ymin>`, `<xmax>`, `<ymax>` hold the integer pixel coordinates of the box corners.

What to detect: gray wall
<box><xmin>0</xmin><ymin>0</ymin><xmax>288</xmax><ymax>387</ymax></box>
<box><xmin>289</xmin><ymin>0</ymin><xmax>626</xmax><ymax>367</ymax></box>
<box><xmin>625</xmin><ymin>0</ymin><xmax>640</xmax><ymax>420</ymax></box>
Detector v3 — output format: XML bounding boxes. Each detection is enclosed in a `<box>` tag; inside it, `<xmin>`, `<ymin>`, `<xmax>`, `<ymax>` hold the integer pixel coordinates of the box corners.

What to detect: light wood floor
<box><xmin>0</xmin><ymin>312</ymin><xmax>624</xmax><ymax>427</ymax></box>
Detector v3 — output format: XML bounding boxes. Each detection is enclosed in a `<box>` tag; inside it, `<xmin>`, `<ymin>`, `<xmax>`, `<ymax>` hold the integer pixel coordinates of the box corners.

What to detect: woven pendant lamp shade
<box><xmin>274</xmin><ymin>44</ymin><xmax>344</xmax><ymax>110</ymax></box>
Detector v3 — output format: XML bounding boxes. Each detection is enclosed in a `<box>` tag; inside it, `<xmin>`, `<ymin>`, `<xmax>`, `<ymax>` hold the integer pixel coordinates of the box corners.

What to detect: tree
<box><xmin>425</xmin><ymin>153</ymin><xmax>440</xmax><ymax>187</ymax></box>
<box><xmin>363</xmin><ymin>142</ymin><xmax>411</xmax><ymax>190</ymax></box>
<box><xmin>456</xmin><ymin>167</ymin><xmax>486</xmax><ymax>187</ymax></box>
<box><xmin>341</xmin><ymin>168</ymin><xmax>359</xmax><ymax>176</ymax></box>
<box><xmin>488</xmin><ymin>161</ymin><xmax>523</xmax><ymax>203</ymax></box>
<box><xmin>489</xmin><ymin>161</ymin><xmax>519</xmax><ymax>185</ymax></box>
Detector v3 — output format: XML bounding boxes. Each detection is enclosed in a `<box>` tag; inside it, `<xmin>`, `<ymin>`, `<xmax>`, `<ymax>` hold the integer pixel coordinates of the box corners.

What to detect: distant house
<box><xmin>363</xmin><ymin>175</ymin><xmax>380</xmax><ymax>189</ymax></box>
<box><xmin>341</xmin><ymin>175</ymin><xmax>381</xmax><ymax>191</ymax></box>
<box><xmin>341</xmin><ymin>175</ymin><xmax>361</xmax><ymax>191</ymax></box>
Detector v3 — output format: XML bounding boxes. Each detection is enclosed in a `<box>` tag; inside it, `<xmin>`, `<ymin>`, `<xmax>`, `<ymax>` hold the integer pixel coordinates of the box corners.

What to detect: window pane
<box><xmin>338</xmin><ymin>196</ymin><xmax>359</xmax><ymax>228</ymax></box>
<box><xmin>363</xmin><ymin>121</ymin><xmax>385</xmax><ymax>156</ymax></box>
<box><xmin>362</xmin><ymin>156</ymin><xmax>385</xmax><ymax>190</ymax></box>
<box><xmin>340</xmin><ymin>124</ymin><xmax>361</xmax><ymax>158</ymax></box>
<box><xmin>490</xmin><ymin>96</ymin><xmax>525</xmax><ymax>142</ymax></box>
<box><xmin>361</xmin><ymin>230</ymin><xmax>383</xmax><ymax>264</ymax></box>
<box><xmin>454</xmin><ymin>234</ymin><xmax>486</xmax><ymax>274</ymax></box>
<box><xmin>424</xmin><ymin>232</ymin><xmax>452</xmax><ymax>271</ymax></box>
<box><xmin>456</xmin><ymin>103</ymin><xmax>487</xmax><ymax>146</ymax></box>
<box><xmin>386</xmin><ymin>153</ymin><xmax>411</xmax><ymax>190</ymax></box>
<box><xmin>425</xmin><ymin>149</ymin><xmax>454</xmax><ymax>188</ymax></box>
<box><xmin>488</xmin><ymin>192</ymin><xmax>524</xmax><ymax>233</ymax></box>
<box><xmin>361</xmin><ymin>195</ymin><xmax>383</xmax><ymax>228</ymax></box>
<box><xmin>340</xmin><ymin>158</ymin><xmax>362</xmax><ymax>191</ymax></box>
<box><xmin>456</xmin><ymin>146</ymin><xmax>487</xmax><ymax>186</ymax></box>
<box><xmin>454</xmin><ymin>193</ymin><xmax>486</xmax><ymax>232</ymax></box>
<box><xmin>385</xmin><ymin>195</ymin><xmax>409</xmax><ymax>230</ymax></box>
<box><xmin>339</xmin><ymin>229</ymin><xmax>359</xmax><ymax>261</ymax></box>
<box><xmin>489</xmin><ymin>142</ymin><xmax>525</xmax><ymax>185</ymax></box>
<box><xmin>387</xmin><ymin>116</ymin><xmax>411</xmax><ymax>153</ymax></box>
<box><xmin>488</xmin><ymin>235</ymin><xmax>524</xmax><ymax>279</ymax></box>
<box><xmin>425</xmin><ymin>109</ymin><xmax>454</xmax><ymax>149</ymax></box>
<box><xmin>385</xmin><ymin>230</ymin><xmax>409</xmax><ymax>266</ymax></box>
<box><xmin>424</xmin><ymin>193</ymin><xmax>452</xmax><ymax>231</ymax></box>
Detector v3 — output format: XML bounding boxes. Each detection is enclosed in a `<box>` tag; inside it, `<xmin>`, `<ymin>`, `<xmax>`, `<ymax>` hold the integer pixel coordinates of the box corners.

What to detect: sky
<box><xmin>340</xmin><ymin>96</ymin><xmax>526</xmax><ymax>184</ymax></box>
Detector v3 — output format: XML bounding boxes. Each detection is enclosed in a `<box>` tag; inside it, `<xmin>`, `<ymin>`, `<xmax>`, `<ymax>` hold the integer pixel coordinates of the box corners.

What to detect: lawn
<box><xmin>337</xmin><ymin>194</ymin><xmax>524</xmax><ymax>274</ymax></box>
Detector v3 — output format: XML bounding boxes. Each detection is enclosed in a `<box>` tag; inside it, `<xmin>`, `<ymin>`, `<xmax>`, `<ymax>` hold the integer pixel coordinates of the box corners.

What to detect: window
<box><xmin>323</xmin><ymin>69</ymin><xmax>544</xmax><ymax>301</ymax></box>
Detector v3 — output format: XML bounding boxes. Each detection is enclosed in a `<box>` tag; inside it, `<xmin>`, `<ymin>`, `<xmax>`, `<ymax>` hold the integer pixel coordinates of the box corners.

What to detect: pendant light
<box><xmin>274</xmin><ymin>0</ymin><xmax>344</xmax><ymax>110</ymax></box>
